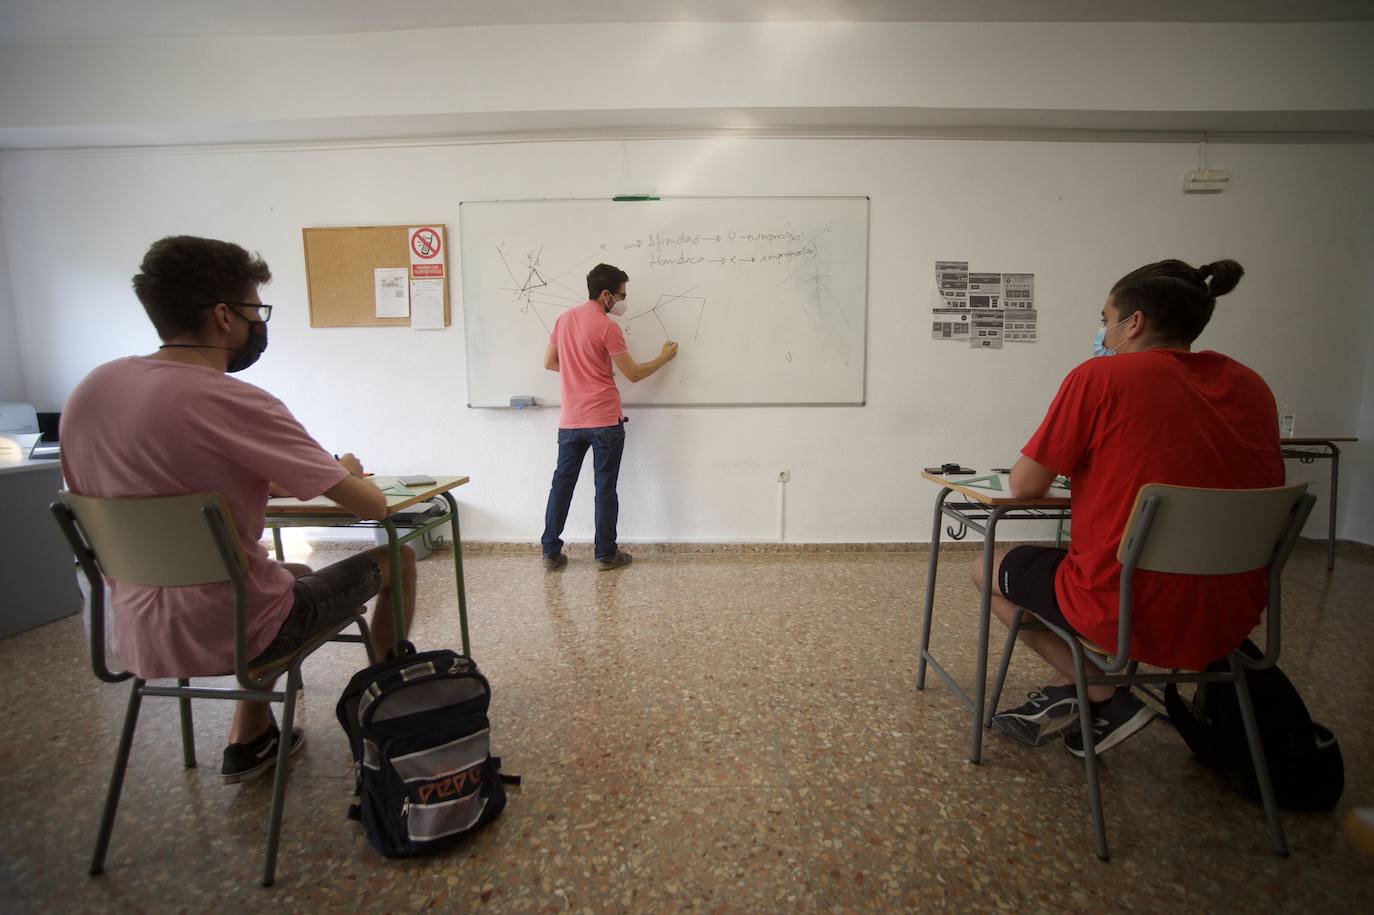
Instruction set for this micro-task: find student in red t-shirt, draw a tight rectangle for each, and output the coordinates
[975,258,1283,756]
[540,263,678,571]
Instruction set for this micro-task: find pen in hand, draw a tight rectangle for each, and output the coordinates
[334,452,373,477]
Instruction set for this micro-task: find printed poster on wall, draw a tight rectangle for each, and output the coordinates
[410,278,445,330]
[373,267,410,318]
[930,261,1036,348]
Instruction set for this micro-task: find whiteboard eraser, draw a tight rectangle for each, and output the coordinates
[510,396,536,409]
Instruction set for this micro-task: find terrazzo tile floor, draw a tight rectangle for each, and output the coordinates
[2,541,1372,913]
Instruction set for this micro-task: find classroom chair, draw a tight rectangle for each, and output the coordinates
[986,483,1314,860]
[51,491,375,887]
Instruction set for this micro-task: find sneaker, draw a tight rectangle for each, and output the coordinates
[542,552,568,571]
[1064,688,1156,757]
[221,722,305,784]
[595,551,633,571]
[991,684,1079,747]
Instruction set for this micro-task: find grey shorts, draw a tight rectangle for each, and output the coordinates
[249,552,382,669]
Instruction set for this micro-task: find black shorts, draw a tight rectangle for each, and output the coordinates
[249,553,383,669]
[996,546,1082,639]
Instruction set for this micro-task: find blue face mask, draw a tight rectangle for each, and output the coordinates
[1092,315,1131,357]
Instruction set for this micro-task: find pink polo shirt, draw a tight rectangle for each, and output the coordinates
[550,300,629,428]
[61,357,348,678]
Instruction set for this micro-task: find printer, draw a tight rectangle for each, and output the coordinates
[0,403,60,460]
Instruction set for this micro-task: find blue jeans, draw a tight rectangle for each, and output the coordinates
[541,423,626,561]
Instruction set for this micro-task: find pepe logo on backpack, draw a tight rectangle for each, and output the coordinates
[336,642,519,857]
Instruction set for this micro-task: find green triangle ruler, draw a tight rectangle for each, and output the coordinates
[956,474,1004,491]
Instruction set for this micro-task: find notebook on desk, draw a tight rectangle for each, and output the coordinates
[0,433,42,462]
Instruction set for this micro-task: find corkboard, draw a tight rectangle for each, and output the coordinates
[302,224,450,327]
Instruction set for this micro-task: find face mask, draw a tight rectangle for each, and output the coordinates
[608,295,628,317]
[1092,315,1131,357]
[226,318,268,373]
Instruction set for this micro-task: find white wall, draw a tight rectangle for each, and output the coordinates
[3,137,1370,544]
[3,21,1374,146]
[1342,212,1374,547]
[0,226,24,402]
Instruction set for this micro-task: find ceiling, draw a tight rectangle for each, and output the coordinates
[3,0,1373,44]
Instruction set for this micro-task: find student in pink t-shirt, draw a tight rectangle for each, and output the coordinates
[539,263,678,571]
[62,235,418,784]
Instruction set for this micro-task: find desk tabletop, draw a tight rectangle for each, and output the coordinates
[266,475,469,517]
[920,470,1072,506]
[1281,436,1358,445]
[0,458,63,477]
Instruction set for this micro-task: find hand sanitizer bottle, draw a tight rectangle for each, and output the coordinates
[1278,404,1296,438]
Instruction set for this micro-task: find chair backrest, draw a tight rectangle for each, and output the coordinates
[1105,483,1315,672]
[52,490,252,685]
[1117,483,1312,575]
[54,491,245,586]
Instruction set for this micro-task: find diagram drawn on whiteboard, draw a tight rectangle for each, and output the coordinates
[494,224,838,350]
[780,225,849,326]
[623,286,707,343]
[496,243,601,334]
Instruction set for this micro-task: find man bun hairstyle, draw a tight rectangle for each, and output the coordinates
[586,263,629,300]
[132,235,272,341]
[1194,259,1244,297]
[1110,258,1244,345]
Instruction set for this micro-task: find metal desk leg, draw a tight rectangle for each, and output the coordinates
[969,507,1007,764]
[916,487,951,690]
[442,491,470,655]
[382,517,406,645]
[1327,445,1341,571]
[271,527,284,561]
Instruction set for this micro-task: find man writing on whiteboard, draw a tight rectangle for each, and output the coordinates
[540,263,678,571]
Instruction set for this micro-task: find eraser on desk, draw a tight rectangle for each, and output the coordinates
[510,396,535,409]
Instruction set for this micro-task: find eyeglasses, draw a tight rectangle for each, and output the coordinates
[210,301,273,323]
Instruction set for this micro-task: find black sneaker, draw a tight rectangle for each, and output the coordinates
[1065,688,1156,757]
[991,684,1079,747]
[596,551,633,571]
[221,722,305,784]
[542,552,568,571]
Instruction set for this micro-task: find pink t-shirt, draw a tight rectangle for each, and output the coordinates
[61,357,348,678]
[550,300,629,428]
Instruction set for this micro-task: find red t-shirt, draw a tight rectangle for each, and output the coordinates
[1022,349,1283,670]
[550,300,629,428]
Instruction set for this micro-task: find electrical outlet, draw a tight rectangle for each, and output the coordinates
[776,470,790,483]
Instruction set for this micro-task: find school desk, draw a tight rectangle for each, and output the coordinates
[1280,437,1358,570]
[265,476,471,654]
[917,470,1072,764]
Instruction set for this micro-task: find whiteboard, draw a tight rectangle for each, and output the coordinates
[459,197,868,407]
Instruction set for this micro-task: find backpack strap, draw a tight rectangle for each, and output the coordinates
[1165,682,1224,766]
[347,766,363,820]
[492,756,522,786]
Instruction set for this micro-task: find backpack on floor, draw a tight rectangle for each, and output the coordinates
[336,643,518,857]
[1164,640,1342,812]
